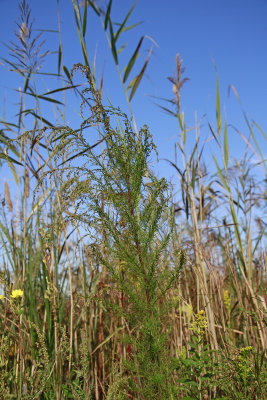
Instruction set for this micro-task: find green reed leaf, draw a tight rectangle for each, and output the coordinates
[87,0,101,16]
[57,43,62,75]
[114,0,137,43]
[117,43,127,55]
[216,74,222,136]
[82,0,88,37]
[212,155,230,193]
[208,122,220,146]
[109,18,118,65]
[129,46,152,101]
[123,36,144,83]
[224,120,229,168]
[104,0,112,30]
[0,152,23,166]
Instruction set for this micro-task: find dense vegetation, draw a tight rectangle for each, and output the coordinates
[0,1,266,399]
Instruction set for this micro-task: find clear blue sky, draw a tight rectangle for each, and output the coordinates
[1,0,267,184]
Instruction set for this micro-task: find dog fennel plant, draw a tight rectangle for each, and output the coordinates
[40,82,183,399]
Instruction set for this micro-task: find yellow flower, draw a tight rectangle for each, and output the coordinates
[0,294,4,300]
[10,289,23,299]
[238,346,253,372]
[190,309,208,335]
[239,346,253,359]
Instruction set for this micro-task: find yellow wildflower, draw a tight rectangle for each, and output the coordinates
[0,294,4,300]
[238,346,253,374]
[239,346,253,359]
[190,309,208,335]
[10,289,23,298]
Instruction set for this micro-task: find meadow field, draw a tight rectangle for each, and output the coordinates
[0,1,266,399]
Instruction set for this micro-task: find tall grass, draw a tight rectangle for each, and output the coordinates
[0,1,266,399]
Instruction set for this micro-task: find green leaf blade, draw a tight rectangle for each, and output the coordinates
[123,36,144,83]
[224,120,229,168]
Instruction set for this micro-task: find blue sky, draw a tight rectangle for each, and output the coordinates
[0,0,266,186]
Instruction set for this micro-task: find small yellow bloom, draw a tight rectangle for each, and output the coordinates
[190,309,208,335]
[0,294,4,300]
[238,346,253,372]
[10,289,23,299]
[239,346,253,358]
